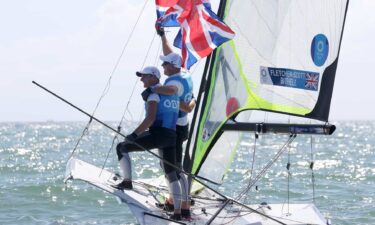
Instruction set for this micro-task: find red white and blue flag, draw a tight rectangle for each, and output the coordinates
[305,73,319,91]
[156,0,235,69]
[155,0,179,27]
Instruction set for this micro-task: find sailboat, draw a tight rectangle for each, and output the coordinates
[64,0,349,224]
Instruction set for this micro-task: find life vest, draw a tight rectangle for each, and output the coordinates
[164,73,193,123]
[147,83,179,130]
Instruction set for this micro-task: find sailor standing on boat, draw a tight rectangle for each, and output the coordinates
[114,66,183,220]
[152,27,195,219]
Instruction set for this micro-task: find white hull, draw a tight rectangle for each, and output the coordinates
[65,158,329,225]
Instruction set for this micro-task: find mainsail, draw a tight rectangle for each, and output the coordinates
[187,0,349,184]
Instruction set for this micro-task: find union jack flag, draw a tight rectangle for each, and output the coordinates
[305,73,319,90]
[155,0,179,27]
[156,0,235,69]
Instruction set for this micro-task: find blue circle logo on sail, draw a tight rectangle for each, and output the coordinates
[311,34,329,67]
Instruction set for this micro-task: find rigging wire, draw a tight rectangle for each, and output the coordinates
[235,132,258,202]
[100,126,121,176]
[230,133,297,224]
[249,133,258,185]
[310,135,316,203]
[117,30,159,128]
[286,143,291,215]
[154,36,163,66]
[68,120,91,159]
[236,133,297,201]
[100,31,159,172]
[68,0,150,159]
[226,132,259,224]
[286,117,292,214]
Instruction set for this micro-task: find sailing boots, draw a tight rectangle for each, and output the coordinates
[112,180,133,190]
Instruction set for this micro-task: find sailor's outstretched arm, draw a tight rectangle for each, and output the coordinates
[161,34,173,55]
[152,85,178,95]
[157,27,173,55]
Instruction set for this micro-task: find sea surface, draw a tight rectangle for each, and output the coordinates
[0,121,374,225]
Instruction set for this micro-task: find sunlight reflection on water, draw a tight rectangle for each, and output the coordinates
[0,121,374,224]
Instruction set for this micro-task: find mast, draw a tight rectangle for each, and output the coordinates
[183,0,228,174]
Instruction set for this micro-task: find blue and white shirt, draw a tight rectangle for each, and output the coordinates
[146,84,179,130]
[164,73,193,126]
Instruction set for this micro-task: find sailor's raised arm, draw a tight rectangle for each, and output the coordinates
[161,34,173,55]
[156,27,173,55]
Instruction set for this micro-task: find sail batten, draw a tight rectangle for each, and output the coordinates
[188,0,349,183]
[222,122,336,135]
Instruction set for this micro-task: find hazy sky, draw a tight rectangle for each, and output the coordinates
[1,0,374,122]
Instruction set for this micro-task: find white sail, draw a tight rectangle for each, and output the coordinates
[189,0,349,184]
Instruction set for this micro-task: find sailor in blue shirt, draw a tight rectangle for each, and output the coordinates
[153,27,196,219]
[114,66,183,220]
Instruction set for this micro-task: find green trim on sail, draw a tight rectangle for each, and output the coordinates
[192,41,312,174]
[191,0,348,182]
[229,39,311,115]
[191,43,249,174]
[222,0,231,20]
[223,0,312,116]
[190,0,235,176]
[192,49,224,174]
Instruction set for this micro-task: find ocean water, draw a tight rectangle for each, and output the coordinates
[0,121,374,225]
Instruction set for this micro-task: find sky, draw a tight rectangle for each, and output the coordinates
[0,0,374,122]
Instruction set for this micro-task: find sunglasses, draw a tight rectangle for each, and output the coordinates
[162,61,172,66]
